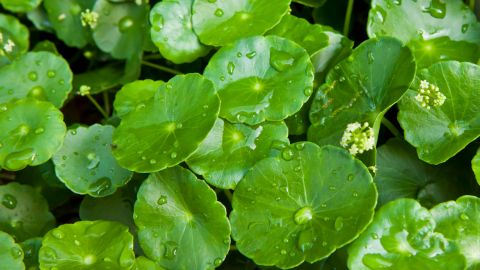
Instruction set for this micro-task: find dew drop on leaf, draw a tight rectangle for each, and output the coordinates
[214,8,224,17]
[157,195,167,205]
[163,241,178,260]
[47,70,56,78]
[1,193,17,209]
[10,247,22,259]
[86,152,100,170]
[281,148,294,161]
[28,71,38,81]
[89,177,112,196]
[246,51,256,59]
[294,206,313,225]
[334,217,344,231]
[3,148,36,171]
[118,16,134,33]
[270,48,295,72]
[227,62,235,75]
[52,229,65,239]
[214,258,223,267]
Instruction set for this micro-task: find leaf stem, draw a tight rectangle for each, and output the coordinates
[381,118,402,138]
[223,189,233,202]
[86,94,109,119]
[141,60,183,75]
[103,92,111,116]
[343,0,355,36]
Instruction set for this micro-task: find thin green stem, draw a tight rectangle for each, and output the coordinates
[86,94,109,119]
[343,0,355,36]
[381,118,402,138]
[223,189,233,202]
[143,54,163,60]
[103,92,111,116]
[141,60,183,75]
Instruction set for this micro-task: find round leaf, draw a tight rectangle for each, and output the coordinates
[150,0,211,64]
[112,74,220,173]
[0,13,29,68]
[204,35,314,125]
[0,182,55,241]
[308,37,415,149]
[348,199,466,270]
[398,61,480,165]
[134,166,231,269]
[230,142,377,268]
[0,0,41,12]
[0,98,66,171]
[368,0,480,67]
[431,196,480,270]
[113,79,163,118]
[473,147,480,185]
[192,0,291,46]
[20,237,42,269]
[0,51,73,108]
[44,0,96,48]
[187,118,289,189]
[53,124,133,197]
[93,0,149,59]
[0,231,24,270]
[39,220,135,269]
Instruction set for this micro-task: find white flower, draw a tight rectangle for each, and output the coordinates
[415,80,446,109]
[3,39,15,53]
[79,85,91,96]
[340,122,375,156]
[81,9,99,29]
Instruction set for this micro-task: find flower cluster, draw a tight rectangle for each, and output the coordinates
[81,9,99,29]
[415,80,446,109]
[340,122,375,156]
[79,85,91,96]
[0,33,15,54]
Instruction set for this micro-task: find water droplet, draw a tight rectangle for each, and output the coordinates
[321,241,327,247]
[339,76,346,82]
[280,249,287,255]
[162,241,178,260]
[89,177,112,196]
[214,258,223,266]
[460,213,469,221]
[461,24,469,33]
[3,148,36,171]
[219,76,225,81]
[152,14,164,31]
[321,203,327,208]
[223,237,230,245]
[227,62,235,75]
[347,174,354,181]
[236,52,242,58]
[157,195,167,205]
[423,0,446,19]
[246,51,256,59]
[294,206,313,225]
[334,217,344,231]
[297,230,314,252]
[47,70,56,78]
[352,192,359,198]
[304,87,313,96]
[74,240,81,246]
[329,185,336,191]
[118,16,134,32]
[34,127,45,134]
[87,152,100,170]
[170,152,177,159]
[281,148,294,161]
[28,71,38,81]
[10,247,22,259]
[42,247,57,260]
[52,229,65,239]
[149,159,157,164]
[1,194,17,209]
[270,49,295,72]
[372,233,379,239]
[28,86,46,100]
[214,8,224,17]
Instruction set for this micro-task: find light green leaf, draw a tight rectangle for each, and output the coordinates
[0,13,29,68]
[231,142,377,268]
[0,98,66,171]
[150,0,211,64]
[0,231,24,270]
[113,79,164,119]
[398,61,480,165]
[204,35,314,125]
[348,199,466,270]
[192,0,291,46]
[112,74,220,173]
[186,118,289,189]
[0,0,41,12]
[134,166,231,270]
[134,256,165,270]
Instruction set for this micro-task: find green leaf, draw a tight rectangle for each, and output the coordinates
[0,182,55,241]
[113,79,164,119]
[0,52,73,108]
[112,74,220,173]
[134,166,231,269]
[308,37,415,152]
[348,199,466,270]
[431,195,480,270]
[473,148,480,185]
[0,13,29,68]
[44,0,96,48]
[230,142,377,268]
[20,237,42,269]
[368,0,480,67]
[375,138,472,208]
[39,220,135,269]
[53,124,133,197]
[93,0,149,59]
[186,118,289,189]
[150,0,211,64]
[192,0,291,46]
[32,40,60,55]
[135,256,165,270]
[398,61,480,165]
[0,230,24,270]
[0,98,66,171]
[293,0,326,8]
[0,0,41,12]
[204,35,314,125]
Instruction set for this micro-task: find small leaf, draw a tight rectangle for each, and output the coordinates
[113,79,164,118]
[0,231,24,270]
[134,166,231,270]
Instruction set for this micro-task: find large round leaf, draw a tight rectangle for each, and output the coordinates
[192,0,291,46]
[0,13,29,68]
[348,199,466,270]
[113,79,163,119]
[230,142,377,268]
[375,138,471,208]
[0,231,24,270]
[473,148,480,185]
[368,0,480,67]
[308,37,415,151]
[0,52,73,108]
[93,0,149,59]
[0,98,66,171]
[398,61,480,165]
[0,182,55,241]
[53,124,133,197]
[39,220,135,269]
[112,74,220,173]
[186,119,289,189]
[44,0,96,48]
[0,0,40,12]
[150,0,211,64]
[204,35,314,125]
[134,166,231,269]
[431,196,480,270]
